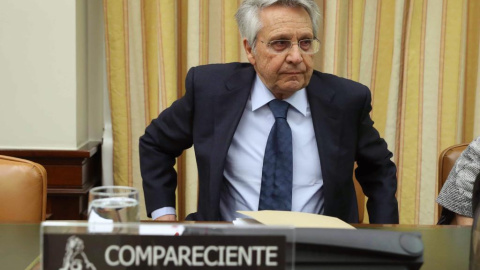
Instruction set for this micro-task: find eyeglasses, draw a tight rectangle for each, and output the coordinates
[260,38,320,54]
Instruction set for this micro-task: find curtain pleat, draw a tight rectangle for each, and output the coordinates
[104,0,480,224]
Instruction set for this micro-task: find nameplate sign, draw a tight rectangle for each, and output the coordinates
[42,233,286,269]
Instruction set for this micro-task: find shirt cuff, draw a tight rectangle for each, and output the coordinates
[151,207,176,220]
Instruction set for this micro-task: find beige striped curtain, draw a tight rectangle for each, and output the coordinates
[103,0,480,224]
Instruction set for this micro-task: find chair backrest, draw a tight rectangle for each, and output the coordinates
[0,155,47,222]
[437,143,469,216]
[353,177,365,223]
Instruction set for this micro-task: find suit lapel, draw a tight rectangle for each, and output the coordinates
[307,73,342,210]
[209,65,255,214]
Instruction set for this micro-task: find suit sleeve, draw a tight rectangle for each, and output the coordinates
[139,67,196,217]
[354,88,399,224]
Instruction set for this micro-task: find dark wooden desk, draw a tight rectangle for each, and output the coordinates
[0,141,102,220]
[0,223,471,270]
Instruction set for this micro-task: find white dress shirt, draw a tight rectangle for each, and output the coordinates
[220,76,324,221]
[152,76,324,220]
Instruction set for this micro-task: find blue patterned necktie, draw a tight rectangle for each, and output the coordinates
[258,99,293,211]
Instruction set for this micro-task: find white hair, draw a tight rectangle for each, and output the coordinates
[235,0,321,49]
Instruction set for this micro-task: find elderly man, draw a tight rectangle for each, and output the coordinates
[140,0,399,224]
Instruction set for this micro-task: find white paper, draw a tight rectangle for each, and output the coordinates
[238,210,355,229]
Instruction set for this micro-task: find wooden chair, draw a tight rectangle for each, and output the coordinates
[354,177,365,223]
[353,161,365,223]
[0,155,47,222]
[437,143,469,217]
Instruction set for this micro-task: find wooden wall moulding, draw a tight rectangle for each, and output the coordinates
[0,141,102,220]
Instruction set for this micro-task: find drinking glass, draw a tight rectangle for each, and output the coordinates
[88,186,140,223]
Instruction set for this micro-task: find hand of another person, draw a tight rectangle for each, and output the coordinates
[154,214,177,221]
[452,214,473,226]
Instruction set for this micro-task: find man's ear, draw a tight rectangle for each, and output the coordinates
[243,38,256,65]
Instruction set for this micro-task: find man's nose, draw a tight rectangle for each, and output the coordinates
[286,44,303,64]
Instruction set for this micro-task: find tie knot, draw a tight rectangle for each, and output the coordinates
[269,99,289,119]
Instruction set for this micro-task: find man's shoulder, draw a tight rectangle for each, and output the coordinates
[308,70,371,105]
[311,70,368,90]
[187,63,255,88]
[193,62,253,74]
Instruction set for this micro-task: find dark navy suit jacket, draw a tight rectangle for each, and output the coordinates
[139,62,399,224]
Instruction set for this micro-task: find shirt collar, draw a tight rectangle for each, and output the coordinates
[251,75,308,116]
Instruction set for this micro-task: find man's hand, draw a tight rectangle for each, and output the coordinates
[154,214,177,221]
